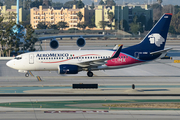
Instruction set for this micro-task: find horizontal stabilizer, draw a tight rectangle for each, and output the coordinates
[150,48,173,55]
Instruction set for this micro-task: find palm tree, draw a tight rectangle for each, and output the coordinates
[107,11,114,30]
[77,11,83,22]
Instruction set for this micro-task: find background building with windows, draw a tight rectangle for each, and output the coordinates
[95,4,153,30]
[0,5,29,22]
[30,5,95,29]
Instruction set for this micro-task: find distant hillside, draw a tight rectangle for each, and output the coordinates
[52,0,180,6]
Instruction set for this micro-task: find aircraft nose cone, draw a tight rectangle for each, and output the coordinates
[6,60,13,68]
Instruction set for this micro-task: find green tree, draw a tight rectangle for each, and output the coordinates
[169,26,176,34]
[49,24,57,29]
[129,16,140,34]
[0,1,3,6]
[88,15,96,28]
[57,21,68,31]
[4,0,16,9]
[174,5,180,15]
[64,0,78,8]
[0,15,20,57]
[106,0,116,6]
[151,3,163,21]
[130,23,139,34]
[99,0,105,5]
[90,2,95,10]
[98,21,108,31]
[51,2,63,9]
[77,0,84,9]
[120,19,129,32]
[107,11,114,30]
[37,22,47,29]
[24,24,37,51]
[24,0,32,10]
[77,11,83,22]
[146,18,153,31]
[77,22,87,31]
[170,12,180,34]
[30,0,43,8]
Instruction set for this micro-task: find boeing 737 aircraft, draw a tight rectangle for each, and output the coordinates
[6,13,172,77]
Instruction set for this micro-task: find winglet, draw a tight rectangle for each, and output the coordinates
[111,45,123,58]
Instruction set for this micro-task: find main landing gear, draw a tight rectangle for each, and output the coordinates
[25,73,29,77]
[87,71,93,77]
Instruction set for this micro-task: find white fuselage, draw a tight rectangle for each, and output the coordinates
[6,50,116,72]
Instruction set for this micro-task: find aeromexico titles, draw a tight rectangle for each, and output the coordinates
[6,13,173,77]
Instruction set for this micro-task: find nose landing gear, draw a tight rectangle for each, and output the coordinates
[25,73,29,77]
[87,71,93,77]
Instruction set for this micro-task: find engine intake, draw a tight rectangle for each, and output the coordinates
[50,39,59,49]
[58,64,79,74]
[76,37,86,47]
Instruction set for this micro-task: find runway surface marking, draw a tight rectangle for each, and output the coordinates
[0,85,180,93]
[0,99,180,110]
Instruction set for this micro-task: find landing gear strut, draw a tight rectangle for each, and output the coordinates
[25,73,29,77]
[87,71,93,77]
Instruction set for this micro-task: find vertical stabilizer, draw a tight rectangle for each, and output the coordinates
[124,13,172,53]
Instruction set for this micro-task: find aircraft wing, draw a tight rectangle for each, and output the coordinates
[78,45,123,67]
[38,34,105,40]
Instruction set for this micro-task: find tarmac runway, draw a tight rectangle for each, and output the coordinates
[1,41,180,119]
[1,110,180,120]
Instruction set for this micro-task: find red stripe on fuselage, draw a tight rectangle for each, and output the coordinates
[106,53,143,66]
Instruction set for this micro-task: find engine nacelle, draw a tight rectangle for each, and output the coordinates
[76,37,86,47]
[58,64,79,74]
[50,39,59,49]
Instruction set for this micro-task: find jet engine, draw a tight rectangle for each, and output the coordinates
[58,64,79,74]
[50,39,59,49]
[76,37,86,47]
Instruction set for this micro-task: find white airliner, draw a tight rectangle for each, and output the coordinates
[6,13,173,77]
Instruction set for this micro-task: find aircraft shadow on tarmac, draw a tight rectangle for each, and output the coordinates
[142,89,169,92]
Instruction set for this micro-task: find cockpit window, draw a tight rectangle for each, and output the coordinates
[15,56,22,60]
